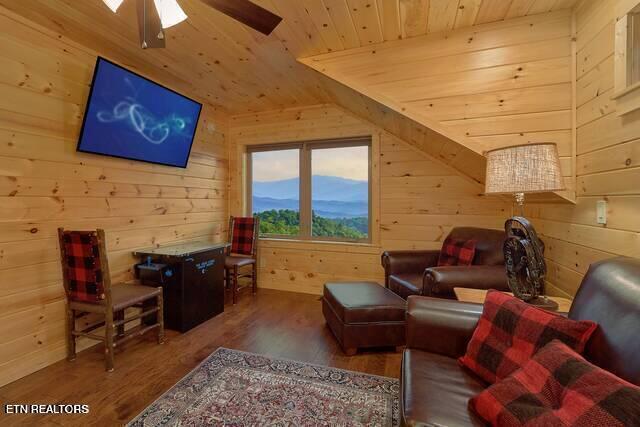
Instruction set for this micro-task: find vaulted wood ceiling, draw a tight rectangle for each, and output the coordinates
[0,0,579,199]
[0,0,578,114]
[302,9,576,202]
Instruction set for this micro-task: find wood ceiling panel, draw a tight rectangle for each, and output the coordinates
[0,0,333,113]
[427,0,461,33]
[263,0,328,57]
[527,0,560,15]
[0,0,579,114]
[454,0,483,29]
[376,0,402,41]
[345,0,385,45]
[475,0,514,24]
[322,0,362,49]
[181,0,318,106]
[506,0,538,19]
[399,0,429,37]
[301,0,345,52]
[300,9,576,202]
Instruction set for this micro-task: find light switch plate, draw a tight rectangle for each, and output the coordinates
[596,200,607,225]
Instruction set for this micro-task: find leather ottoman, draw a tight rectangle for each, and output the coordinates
[322,281,407,355]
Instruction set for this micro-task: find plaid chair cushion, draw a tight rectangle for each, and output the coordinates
[61,231,105,303]
[470,340,640,426]
[231,217,256,255]
[459,291,597,384]
[438,237,476,266]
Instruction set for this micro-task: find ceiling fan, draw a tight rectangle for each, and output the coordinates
[102,0,283,49]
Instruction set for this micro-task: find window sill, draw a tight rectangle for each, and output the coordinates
[613,84,640,116]
[259,237,377,248]
[612,80,640,100]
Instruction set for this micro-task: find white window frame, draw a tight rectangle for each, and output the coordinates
[246,137,372,243]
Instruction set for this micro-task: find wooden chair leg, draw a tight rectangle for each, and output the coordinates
[115,310,125,338]
[104,310,115,372]
[157,292,165,344]
[252,263,257,294]
[232,266,238,305]
[66,307,76,362]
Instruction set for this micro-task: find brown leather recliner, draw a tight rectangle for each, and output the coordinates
[381,227,509,300]
[400,257,640,426]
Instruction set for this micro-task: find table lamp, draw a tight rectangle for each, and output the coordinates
[484,143,565,309]
[485,143,564,213]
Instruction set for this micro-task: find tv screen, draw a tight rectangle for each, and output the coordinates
[77,57,202,168]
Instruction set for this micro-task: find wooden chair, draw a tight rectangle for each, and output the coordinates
[58,228,164,372]
[225,216,260,304]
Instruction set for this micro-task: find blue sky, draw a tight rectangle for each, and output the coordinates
[252,146,368,182]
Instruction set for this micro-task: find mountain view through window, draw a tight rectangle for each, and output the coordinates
[250,143,369,241]
[311,146,368,239]
[251,148,300,236]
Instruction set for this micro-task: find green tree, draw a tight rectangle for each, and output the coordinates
[255,209,367,239]
[256,209,300,235]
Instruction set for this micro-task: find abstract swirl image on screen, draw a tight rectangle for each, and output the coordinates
[77,57,202,168]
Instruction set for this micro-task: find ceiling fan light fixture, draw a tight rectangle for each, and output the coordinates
[102,0,125,13]
[153,0,188,29]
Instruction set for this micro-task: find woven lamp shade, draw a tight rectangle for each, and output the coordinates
[485,143,565,194]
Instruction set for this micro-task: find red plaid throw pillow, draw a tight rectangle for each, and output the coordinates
[470,340,640,426]
[61,231,105,303]
[231,217,256,255]
[460,291,597,384]
[438,237,476,266]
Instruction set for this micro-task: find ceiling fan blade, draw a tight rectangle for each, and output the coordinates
[136,0,166,48]
[200,0,283,36]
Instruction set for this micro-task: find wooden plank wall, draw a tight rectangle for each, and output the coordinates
[525,0,640,299]
[0,10,228,386]
[229,104,511,295]
[300,10,576,201]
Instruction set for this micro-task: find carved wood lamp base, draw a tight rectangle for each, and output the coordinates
[525,295,560,311]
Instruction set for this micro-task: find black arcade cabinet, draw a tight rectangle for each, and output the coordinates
[134,242,228,332]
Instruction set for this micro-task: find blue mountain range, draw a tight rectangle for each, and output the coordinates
[253,175,368,201]
[252,175,368,219]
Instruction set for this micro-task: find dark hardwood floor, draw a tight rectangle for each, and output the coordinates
[0,289,402,426]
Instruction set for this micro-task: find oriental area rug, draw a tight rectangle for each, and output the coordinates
[128,348,399,426]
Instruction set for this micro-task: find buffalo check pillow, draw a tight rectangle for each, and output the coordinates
[438,237,476,266]
[470,340,640,426]
[459,291,597,384]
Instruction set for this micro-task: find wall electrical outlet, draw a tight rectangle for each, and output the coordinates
[596,200,607,225]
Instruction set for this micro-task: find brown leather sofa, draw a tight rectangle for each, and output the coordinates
[400,256,640,426]
[381,227,509,299]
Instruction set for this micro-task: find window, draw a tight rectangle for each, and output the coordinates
[311,145,369,239]
[614,2,640,115]
[630,11,640,85]
[249,148,300,236]
[247,138,371,242]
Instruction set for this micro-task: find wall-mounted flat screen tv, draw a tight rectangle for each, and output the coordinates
[77,57,202,168]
